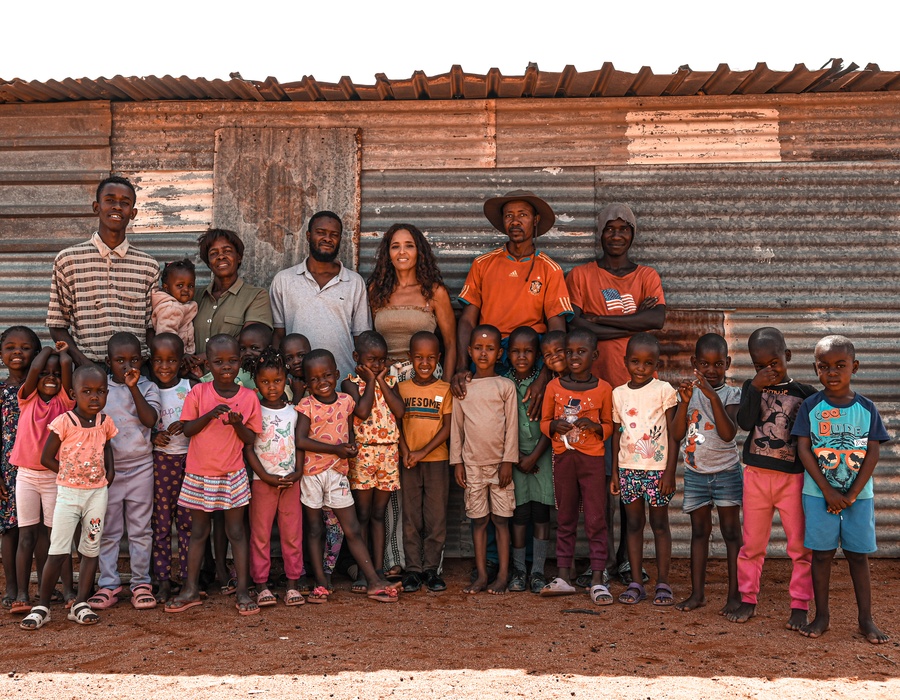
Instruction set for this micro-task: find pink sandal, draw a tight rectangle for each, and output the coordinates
[87,585,123,610]
[131,584,157,610]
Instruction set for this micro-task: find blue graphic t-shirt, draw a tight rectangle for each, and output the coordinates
[792,392,889,500]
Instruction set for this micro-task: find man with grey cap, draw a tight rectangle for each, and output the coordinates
[451,190,573,416]
[567,202,666,586]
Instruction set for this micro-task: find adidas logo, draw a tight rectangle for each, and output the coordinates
[509,270,518,277]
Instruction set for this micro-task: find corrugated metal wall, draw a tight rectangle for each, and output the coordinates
[1,93,898,558]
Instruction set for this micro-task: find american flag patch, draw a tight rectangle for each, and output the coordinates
[601,288,637,313]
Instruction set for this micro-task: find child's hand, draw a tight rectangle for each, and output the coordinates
[823,487,850,514]
[693,370,716,398]
[574,417,599,433]
[209,404,230,420]
[258,472,283,488]
[550,419,573,435]
[152,432,171,448]
[637,296,659,311]
[750,366,780,390]
[166,421,184,436]
[610,469,620,496]
[124,368,141,388]
[677,379,694,403]
[659,469,676,496]
[54,340,69,354]
[0,479,8,499]
[375,366,389,383]
[407,449,426,468]
[336,442,358,459]
[357,364,376,383]
[499,462,513,488]
[278,472,302,489]
[516,453,537,474]
[454,463,466,489]
[224,411,244,426]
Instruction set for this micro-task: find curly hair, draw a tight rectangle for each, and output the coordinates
[366,223,445,311]
[197,228,244,266]
[254,346,287,379]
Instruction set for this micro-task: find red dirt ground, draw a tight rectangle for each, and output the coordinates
[2,558,899,699]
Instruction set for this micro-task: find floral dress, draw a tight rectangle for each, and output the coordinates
[346,375,400,492]
[0,381,20,533]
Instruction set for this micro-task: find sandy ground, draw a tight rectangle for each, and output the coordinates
[2,558,899,699]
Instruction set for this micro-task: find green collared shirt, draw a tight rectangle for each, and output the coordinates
[193,276,273,355]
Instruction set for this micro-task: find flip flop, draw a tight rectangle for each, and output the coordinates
[235,600,260,616]
[19,606,50,630]
[164,598,203,614]
[67,602,99,626]
[367,587,399,603]
[590,584,614,606]
[256,588,277,607]
[539,577,577,597]
[307,586,329,604]
[653,583,676,607]
[87,585,123,610]
[618,582,647,605]
[131,584,157,610]
[220,577,238,596]
[284,589,305,606]
[10,599,32,615]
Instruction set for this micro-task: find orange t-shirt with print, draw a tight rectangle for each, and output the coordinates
[296,393,356,476]
[48,411,118,488]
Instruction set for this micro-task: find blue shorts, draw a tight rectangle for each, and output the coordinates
[619,469,673,508]
[802,494,876,554]
[682,464,743,514]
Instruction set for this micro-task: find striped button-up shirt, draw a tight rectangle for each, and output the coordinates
[46,233,160,361]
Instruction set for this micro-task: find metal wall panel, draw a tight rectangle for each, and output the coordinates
[0,102,111,237]
[111,101,495,172]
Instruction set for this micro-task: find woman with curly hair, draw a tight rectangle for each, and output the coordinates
[367,224,457,380]
[366,224,456,580]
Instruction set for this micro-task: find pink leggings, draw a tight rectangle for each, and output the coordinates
[249,480,304,585]
[737,467,812,609]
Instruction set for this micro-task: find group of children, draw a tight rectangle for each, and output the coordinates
[0,305,890,644]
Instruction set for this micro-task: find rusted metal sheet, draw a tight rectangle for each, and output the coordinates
[111,101,495,172]
[212,127,360,288]
[0,233,209,341]
[5,60,899,104]
[127,170,213,234]
[726,310,900,557]
[0,102,111,237]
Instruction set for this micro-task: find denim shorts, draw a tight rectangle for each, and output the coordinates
[803,494,876,554]
[681,464,743,513]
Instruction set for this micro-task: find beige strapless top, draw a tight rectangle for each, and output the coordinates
[373,305,437,361]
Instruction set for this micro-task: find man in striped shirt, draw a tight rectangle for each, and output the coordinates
[47,176,160,366]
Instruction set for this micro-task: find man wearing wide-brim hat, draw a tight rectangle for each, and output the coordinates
[451,189,573,417]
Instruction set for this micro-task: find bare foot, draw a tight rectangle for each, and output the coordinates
[675,593,706,612]
[725,602,756,623]
[860,618,890,644]
[155,580,172,604]
[786,608,808,631]
[487,575,508,595]
[719,596,742,616]
[799,615,829,638]
[464,576,487,594]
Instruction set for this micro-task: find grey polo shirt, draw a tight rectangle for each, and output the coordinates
[269,259,372,380]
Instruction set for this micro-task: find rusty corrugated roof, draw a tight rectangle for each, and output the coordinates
[2,60,899,104]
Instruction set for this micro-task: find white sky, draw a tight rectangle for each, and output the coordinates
[4,1,898,84]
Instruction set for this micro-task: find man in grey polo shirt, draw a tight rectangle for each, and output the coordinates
[270,211,371,380]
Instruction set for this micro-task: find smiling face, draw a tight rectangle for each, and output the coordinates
[207,341,241,387]
[92,183,137,236]
[599,217,634,258]
[150,338,183,387]
[1,330,38,378]
[206,236,242,281]
[692,347,730,387]
[409,336,440,383]
[256,365,287,405]
[281,336,311,379]
[541,339,567,375]
[749,344,790,385]
[307,216,342,263]
[815,347,858,399]
[501,200,538,246]
[388,228,418,274]
[566,336,597,379]
[107,340,143,383]
[37,354,63,400]
[304,356,339,402]
[162,267,196,304]
[624,344,660,388]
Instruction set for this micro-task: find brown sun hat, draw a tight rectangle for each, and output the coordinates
[483,189,556,237]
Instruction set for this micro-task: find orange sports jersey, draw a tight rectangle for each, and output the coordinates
[566,263,665,389]
[458,248,573,336]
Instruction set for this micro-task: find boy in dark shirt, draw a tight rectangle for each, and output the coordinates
[726,327,816,630]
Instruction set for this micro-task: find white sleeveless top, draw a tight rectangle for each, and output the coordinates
[253,404,297,478]
[155,379,192,455]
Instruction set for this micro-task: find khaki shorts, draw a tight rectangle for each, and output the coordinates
[301,469,355,510]
[464,464,515,519]
[48,485,108,557]
[15,468,58,527]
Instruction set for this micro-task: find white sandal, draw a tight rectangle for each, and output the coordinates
[20,605,50,630]
[68,601,100,625]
